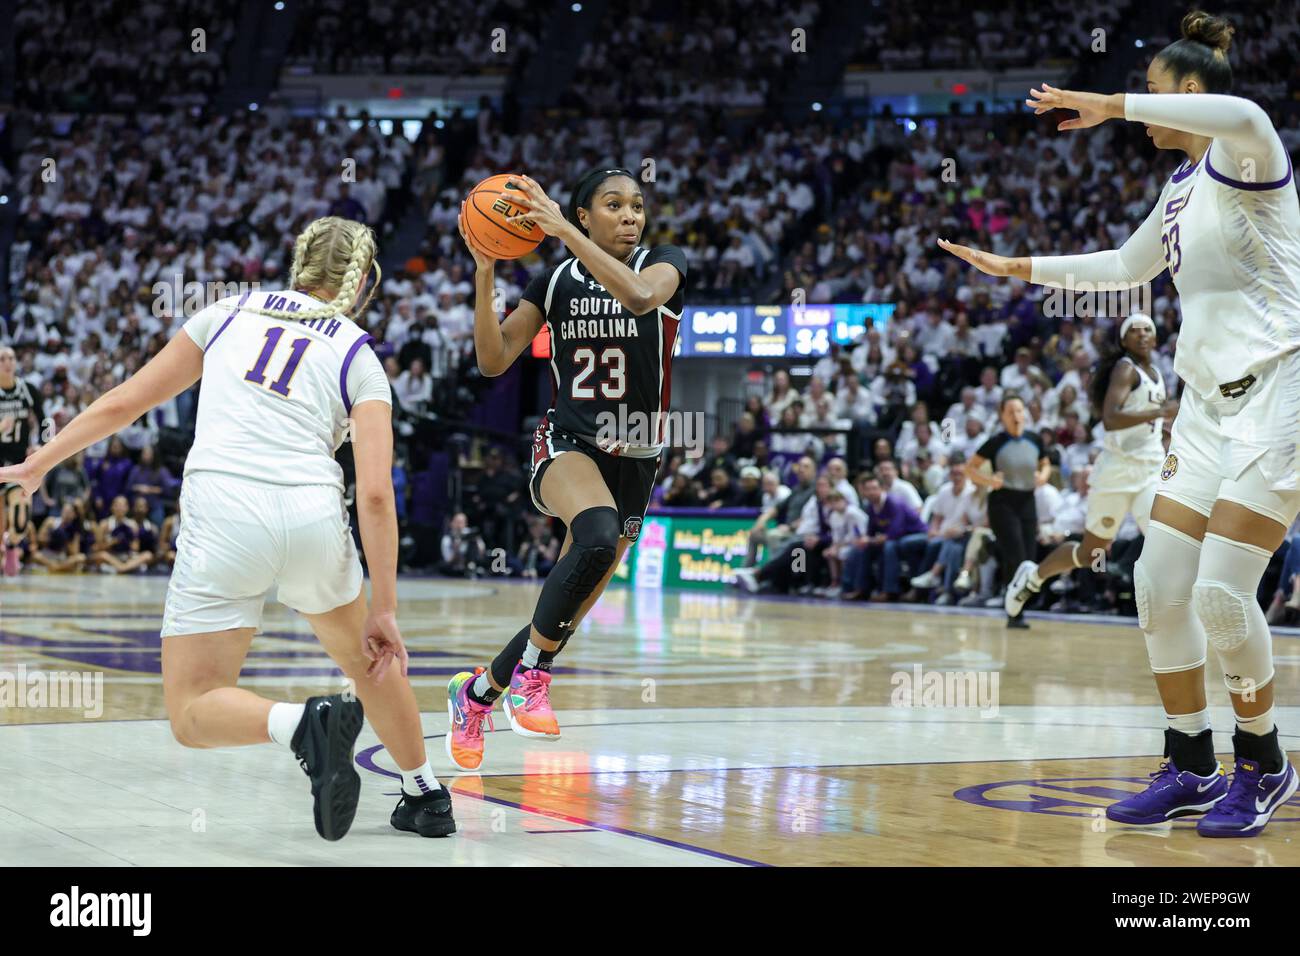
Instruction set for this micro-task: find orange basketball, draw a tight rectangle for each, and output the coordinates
[463,173,545,260]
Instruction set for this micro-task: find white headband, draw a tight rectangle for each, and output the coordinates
[1119,313,1155,340]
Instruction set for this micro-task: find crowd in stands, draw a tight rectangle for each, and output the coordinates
[6,2,1300,607]
[284,0,546,76]
[565,0,822,115]
[15,0,242,112]
[851,0,1138,71]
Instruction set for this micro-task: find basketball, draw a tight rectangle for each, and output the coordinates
[462,173,545,260]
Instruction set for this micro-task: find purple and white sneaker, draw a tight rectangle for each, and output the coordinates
[1196,759,1298,838]
[1106,760,1228,825]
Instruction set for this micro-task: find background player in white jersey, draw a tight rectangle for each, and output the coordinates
[0,217,456,841]
[1005,313,1175,614]
[938,11,1300,837]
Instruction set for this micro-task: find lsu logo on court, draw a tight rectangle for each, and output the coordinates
[622,517,643,541]
[1160,453,1178,481]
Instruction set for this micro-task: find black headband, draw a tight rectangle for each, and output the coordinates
[565,167,637,232]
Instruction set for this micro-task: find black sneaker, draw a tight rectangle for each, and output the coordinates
[1006,615,1030,630]
[291,693,365,841]
[391,785,457,837]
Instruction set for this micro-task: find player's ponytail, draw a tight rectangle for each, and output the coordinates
[565,166,638,237]
[1155,10,1234,94]
[224,216,381,322]
[1089,343,1123,416]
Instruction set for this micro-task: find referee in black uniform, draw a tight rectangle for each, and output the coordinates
[965,393,1052,629]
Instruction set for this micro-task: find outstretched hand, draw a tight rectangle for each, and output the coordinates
[1026,84,1123,131]
[937,238,1018,278]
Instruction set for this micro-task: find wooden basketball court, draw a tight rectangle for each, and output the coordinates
[2,573,1298,866]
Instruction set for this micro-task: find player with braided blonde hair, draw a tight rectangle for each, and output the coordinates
[0,216,456,841]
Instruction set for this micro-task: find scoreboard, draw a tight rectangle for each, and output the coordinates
[530,302,895,360]
[678,303,895,359]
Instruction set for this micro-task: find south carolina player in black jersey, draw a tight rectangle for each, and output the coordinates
[445,166,686,770]
[0,347,42,576]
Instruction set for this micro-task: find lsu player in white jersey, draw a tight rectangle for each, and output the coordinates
[1005,313,1175,613]
[0,217,456,841]
[939,11,1300,837]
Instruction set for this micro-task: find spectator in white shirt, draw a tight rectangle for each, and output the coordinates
[973,366,1003,417]
[942,387,988,438]
[394,357,434,410]
[833,373,875,427]
[874,458,923,512]
[1000,347,1050,395]
[909,461,983,603]
[953,415,990,461]
[765,369,800,422]
[898,420,949,472]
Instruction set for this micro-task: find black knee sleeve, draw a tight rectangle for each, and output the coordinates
[532,506,618,640]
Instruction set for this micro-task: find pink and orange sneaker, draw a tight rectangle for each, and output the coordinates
[446,669,495,771]
[503,664,560,739]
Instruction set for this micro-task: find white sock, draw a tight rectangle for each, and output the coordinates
[401,760,441,798]
[1236,707,1275,736]
[472,670,495,699]
[268,702,306,747]
[521,640,542,669]
[1166,708,1211,736]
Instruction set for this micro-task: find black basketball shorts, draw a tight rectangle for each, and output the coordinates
[528,414,660,542]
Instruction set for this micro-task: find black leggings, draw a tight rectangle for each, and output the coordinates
[987,489,1038,592]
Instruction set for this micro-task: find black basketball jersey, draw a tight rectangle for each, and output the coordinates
[520,244,687,455]
[0,378,40,459]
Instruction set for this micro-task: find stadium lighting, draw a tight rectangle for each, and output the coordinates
[811,101,823,111]
[1135,39,1144,48]
[0,195,7,205]
[249,103,259,111]
[274,1,284,9]
[434,119,446,129]
[571,2,582,10]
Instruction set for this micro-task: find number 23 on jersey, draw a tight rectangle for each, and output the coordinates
[571,346,627,399]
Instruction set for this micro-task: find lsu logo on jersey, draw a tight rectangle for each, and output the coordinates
[622,516,643,541]
[1160,453,1179,481]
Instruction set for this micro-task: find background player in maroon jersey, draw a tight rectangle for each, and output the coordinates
[445,167,687,770]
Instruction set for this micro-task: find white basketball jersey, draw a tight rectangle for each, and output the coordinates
[1157,144,1300,400]
[1102,357,1165,463]
[182,289,390,491]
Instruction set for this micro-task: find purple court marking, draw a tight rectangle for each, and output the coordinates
[353,718,1300,782]
[445,785,768,867]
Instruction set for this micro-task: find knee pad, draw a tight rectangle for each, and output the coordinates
[559,506,619,598]
[1135,522,1208,674]
[1193,533,1275,694]
[1191,581,1250,653]
[1133,558,1153,631]
[532,506,618,639]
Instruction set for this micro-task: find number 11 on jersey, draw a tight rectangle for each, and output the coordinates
[246,327,312,398]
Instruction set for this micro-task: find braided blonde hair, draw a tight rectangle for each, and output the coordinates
[229,216,382,321]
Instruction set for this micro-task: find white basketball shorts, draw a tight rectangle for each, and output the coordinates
[1085,453,1159,538]
[161,471,362,637]
[1157,351,1300,527]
